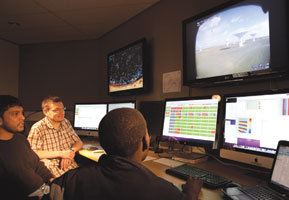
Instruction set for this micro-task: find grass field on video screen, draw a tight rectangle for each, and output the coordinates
[196,37,270,79]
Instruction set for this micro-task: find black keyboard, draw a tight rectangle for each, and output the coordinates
[165,164,232,189]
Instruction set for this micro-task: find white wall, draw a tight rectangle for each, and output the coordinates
[0,39,19,97]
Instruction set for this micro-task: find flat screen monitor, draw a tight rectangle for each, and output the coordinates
[221,90,289,169]
[73,103,107,136]
[107,38,148,96]
[161,96,219,149]
[183,0,289,87]
[107,101,136,112]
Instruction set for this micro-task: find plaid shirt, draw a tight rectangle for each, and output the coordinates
[28,117,81,177]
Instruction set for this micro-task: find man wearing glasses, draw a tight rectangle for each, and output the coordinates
[28,96,83,178]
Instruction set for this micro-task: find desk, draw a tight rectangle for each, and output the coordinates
[78,148,267,200]
[144,151,267,199]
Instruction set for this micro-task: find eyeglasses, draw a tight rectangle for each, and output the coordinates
[50,107,66,113]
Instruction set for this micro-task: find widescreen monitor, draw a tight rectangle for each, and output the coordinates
[107,101,136,112]
[162,97,219,149]
[221,90,289,169]
[73,103,107,136]
[107,38,148,96]
[183,0,289,87]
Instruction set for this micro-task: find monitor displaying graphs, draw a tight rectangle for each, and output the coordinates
[162,98,219,142]
[224,92,289,154]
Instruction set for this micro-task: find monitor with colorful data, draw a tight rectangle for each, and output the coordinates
[221,90,289,169]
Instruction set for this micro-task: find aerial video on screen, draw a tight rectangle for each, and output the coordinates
[195,4,270,79]
[108,42,143,93]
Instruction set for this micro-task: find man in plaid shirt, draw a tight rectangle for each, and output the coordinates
[28,96,83,177]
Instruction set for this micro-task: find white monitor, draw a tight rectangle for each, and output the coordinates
[107,101,136,112]
[162,96,219,149]
[73,103,107,136]
[220,90,289,169]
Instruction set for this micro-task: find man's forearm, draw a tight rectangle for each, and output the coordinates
[34,150,69,159]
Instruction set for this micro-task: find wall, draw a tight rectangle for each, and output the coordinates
[19,0,289,110]
[19,40,100,110]
[0,39,19,97]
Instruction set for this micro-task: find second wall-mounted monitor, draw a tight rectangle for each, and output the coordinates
[221,90,289,169]
[107,101,136,112]
[107,38,148,96]
[161,96,219,150]
[183,0,289,87]
[73,103,107,137]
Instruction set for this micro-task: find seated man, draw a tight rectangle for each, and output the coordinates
[28,96,83,177]
[51,108,203,200]
[0,95,54,199]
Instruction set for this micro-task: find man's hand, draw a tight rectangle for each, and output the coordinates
[60,158,72,170]
[182,176,203,200]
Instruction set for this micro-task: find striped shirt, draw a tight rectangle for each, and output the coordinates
[28,117,81,177]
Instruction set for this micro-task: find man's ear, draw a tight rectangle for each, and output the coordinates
[43,109,48,116]
[142,136,148,151]
[0,117,3,125]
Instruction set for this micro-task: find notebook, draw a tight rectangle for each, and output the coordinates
[222,140,289,200]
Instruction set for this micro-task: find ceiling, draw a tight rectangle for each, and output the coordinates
[0,0,159,45]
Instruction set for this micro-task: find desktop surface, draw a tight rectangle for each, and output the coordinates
[78,138,267,200]
[143,151,266,200]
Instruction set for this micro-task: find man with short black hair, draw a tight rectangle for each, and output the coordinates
[28,96,83,177]
[0,95,53,199]
[51,108,202,200]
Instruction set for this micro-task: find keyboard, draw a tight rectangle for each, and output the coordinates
[165,164,232,189]
[239,185,285,200]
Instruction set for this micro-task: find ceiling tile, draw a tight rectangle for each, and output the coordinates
[0,0,159,44]
[35,0,159,11]
[0,0,47,16]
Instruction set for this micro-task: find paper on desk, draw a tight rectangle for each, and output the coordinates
[153,158,184,167]
[143,156,157,162]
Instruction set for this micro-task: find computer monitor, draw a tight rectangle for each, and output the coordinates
[73,103,107,136]
[220,90,289,169]
[107,38,149,96]
[161,96,219,150]
[183,0,289,87]
[107,101,136,112]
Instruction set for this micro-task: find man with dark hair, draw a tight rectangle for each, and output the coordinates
[28,96,83,177]
[0,95,54,199]
[51,108,202,200]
